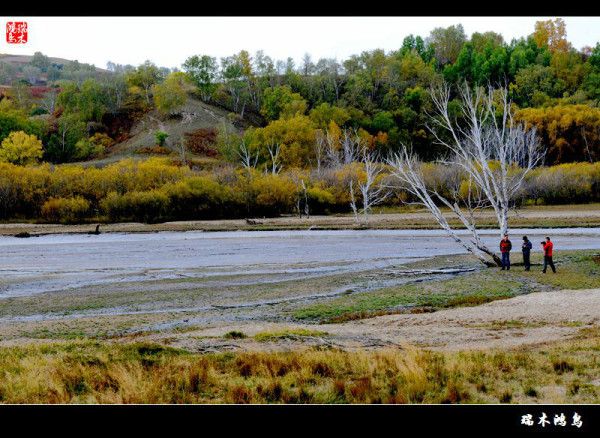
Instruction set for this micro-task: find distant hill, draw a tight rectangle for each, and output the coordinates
[0,53,108,72]
[0,53,109,86]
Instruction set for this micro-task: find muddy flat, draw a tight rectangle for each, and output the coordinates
[1,228,599,298]
[1,228,599,353]
[126,288,597,353]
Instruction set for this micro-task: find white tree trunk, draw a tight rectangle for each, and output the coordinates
[388,81,544,267]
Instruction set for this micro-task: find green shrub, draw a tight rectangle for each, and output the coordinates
[224,331,247,339]
[155,131,169,147]
[524,162,600,204]
[74,139,105,161]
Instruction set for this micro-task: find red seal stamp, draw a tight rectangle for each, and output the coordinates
[6,21,28,44]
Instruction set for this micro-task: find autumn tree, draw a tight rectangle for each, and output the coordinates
[510,64,559,106]
[0,100,45,142]
[470,32,504,52]
[533,18,570,53]
[30,51,51,72]
[23,65,41,85]
[152,72,191,115]
[220,54,251,117]
[245,114,316,168]
[516,104,600,164]
[309,103,350,129]
[45,114,87,163]
[100,72,129,113]
[9,81,33,111]
[57,79,108,122]
[0,61,17,84]
[550,51,590,95]
[0,131,43,165]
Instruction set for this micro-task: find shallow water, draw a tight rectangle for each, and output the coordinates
[1,228,599,298]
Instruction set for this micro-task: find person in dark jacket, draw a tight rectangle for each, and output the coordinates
[522,236,532,271]
[500,234,512,270]
[541,236,557,273]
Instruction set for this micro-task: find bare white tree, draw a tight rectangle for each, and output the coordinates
[314,130,326,176]
[349,179,359,222]
[23,65,41,84]
[301,179,310,218]
[388,82,544,266]
[581,127,594,163]
[357,149,389,223]
[347,149,390,224]
[340,129,363,165]
[177,141,187,165]
[237,140,258,174]
[323,127,364,169]
[388,148,499,265]
[266,141,282,175]
[428,82,544,237]
[40,88,59,114]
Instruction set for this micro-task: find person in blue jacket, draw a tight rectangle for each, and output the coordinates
[522,235,532,271]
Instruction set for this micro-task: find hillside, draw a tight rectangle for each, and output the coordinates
[0,53,108,72]
[97,96,245,162]
[2,18,600,171]
[116,98,244,153]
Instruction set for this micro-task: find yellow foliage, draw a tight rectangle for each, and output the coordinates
[525,162,600,204]
[533,18,569,53]
[515,105,600,164]
[101,189,170,223]
[0,131,43,165]
[41,197,90,223]
[249,114,317,168]
[152,72,190,114]
[248,174,297,214]
[307,186,336,205]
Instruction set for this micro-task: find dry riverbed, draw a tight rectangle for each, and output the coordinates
[1,247,599,354]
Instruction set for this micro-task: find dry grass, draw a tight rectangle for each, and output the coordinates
[293,251,600,323]
[253,329,329,342]
[1,327,599,404]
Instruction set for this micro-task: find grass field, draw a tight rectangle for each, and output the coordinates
[292,251,600,323]
[0,327,599,404]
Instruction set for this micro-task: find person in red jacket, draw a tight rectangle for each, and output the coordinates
[541,236,556,273]
[500,234,512,270]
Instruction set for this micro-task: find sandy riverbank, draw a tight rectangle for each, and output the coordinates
[2,204,600,235]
